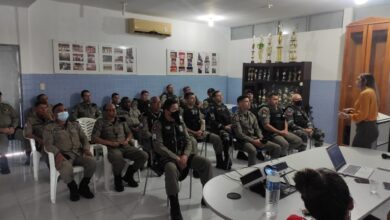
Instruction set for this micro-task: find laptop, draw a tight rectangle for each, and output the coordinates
[326,144,374,179]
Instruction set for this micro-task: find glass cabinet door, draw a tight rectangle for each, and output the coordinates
[366,23,390,114]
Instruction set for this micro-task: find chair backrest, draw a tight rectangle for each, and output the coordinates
[76,117,96,141]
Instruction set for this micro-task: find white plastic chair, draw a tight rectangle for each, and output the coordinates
[46,147,95,204]
[27,138,41,181]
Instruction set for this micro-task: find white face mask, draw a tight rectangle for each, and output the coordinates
[57,111,69,122]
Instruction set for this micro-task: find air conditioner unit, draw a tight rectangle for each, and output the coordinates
[127,18,172,37]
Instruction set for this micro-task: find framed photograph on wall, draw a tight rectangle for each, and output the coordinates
[99,45,137,74]
[53,40,99,73]
[167,49,218,75]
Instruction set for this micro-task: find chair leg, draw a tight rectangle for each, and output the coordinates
[51,172,59,204]
[200,142,205,156]
[189,170,192,199]
[137,170,141,183]
[32,151,41,182]
[143,167,150,196]
[205,143,208,158]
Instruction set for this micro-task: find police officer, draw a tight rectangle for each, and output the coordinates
[205,90,232,169]
[71,90,101,120]
[92,103,148,192]
[27,93,54,119]
[160,84,178,105]
[117,97,144,140]
[136,90,151,114]
[179,86,201,109]
[182,92,226,169]
[233,96,281,166]
[152,98,212,220]
[258,93,304,156]
[244,89,260,116]
[24,101,53,166]
[285,93,324,147]
[111,92,120,109]
[43,103,96,201]
[0,91,19,174]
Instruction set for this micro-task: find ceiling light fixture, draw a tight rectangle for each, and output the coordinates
[197,15,224,27]
[354,0,368,5]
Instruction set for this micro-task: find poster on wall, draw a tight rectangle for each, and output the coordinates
[100,45,136,74]
[167,49,218,75]
[53,41,99,73]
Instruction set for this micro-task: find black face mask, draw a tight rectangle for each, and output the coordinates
[170,111,181,124]
[294,100,303,107]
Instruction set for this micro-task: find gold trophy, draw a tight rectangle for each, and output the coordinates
[251,35,255,63]
[276,25,283,63]
[289,31,297,62]
[257,36,264,63]
[266,33,272,63]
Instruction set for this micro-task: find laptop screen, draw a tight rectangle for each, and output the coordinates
[326,145,346,171]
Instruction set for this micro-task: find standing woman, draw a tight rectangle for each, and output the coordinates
[339,73,379,148]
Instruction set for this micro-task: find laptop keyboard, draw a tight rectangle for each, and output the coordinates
[344,165,360,175]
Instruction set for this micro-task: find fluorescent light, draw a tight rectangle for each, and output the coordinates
[208,20,214,27]
[197,15,224,27]
[355,0,368,5]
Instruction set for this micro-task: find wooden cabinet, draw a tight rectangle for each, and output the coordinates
[242,62,311,108]
[338,17,390,145]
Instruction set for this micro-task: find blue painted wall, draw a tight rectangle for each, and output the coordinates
[22,74,339,143]
[226,77,340,144]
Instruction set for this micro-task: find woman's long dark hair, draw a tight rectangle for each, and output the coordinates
[360,73,380,109]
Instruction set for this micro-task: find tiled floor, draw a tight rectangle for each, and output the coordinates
[1,144,389,220]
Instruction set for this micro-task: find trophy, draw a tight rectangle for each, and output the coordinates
[276,24,283,63]
[257,36,264,63]
[266,33,272,63]
[251,35,255,63]
[289,31,298,62]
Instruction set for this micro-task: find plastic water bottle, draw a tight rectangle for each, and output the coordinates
[265,171,280,217]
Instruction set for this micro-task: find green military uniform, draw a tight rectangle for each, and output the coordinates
[43,121,96,184]
[91,117,148,176]
[285,105,324,147]
[24,114,52,151]
[71,102,101,120]
[27,104,54,119]
[258,104,304,156]
[233,109,281,166]
[152,116,212,197]
[0,103,18,154]
[160,92,178,105]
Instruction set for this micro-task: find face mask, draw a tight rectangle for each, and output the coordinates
[57,111,69,122]
[294,100,303,107]
[170,111,181,123]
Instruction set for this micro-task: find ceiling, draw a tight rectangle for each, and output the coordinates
[1,0,389,27]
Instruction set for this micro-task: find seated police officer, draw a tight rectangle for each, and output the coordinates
[111,92,120,109]
[71,90,101,120]
[92,103,148,192]
[285,93,325,147]
[43,103,96,201]
[24,101,53,166]
[202,88,215,111]
[258,93,304,156]
[205,90,232,169]
[136,90,151,115]
[182,92,226,169]
[152,98,212,220]
[243,89,260,116]
[233,96,281,166]
[117,97,144,140]
[160,84,178,105]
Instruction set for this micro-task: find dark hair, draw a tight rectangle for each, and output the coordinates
[0,91,2,96]
[184,92,195,100]
[34,101,48,108]
[81,90,90,97]
[111,92,119,98]
[162,98,178,110]
[102,103,115,111]
[140,90,149,95]
[266,92,278,98]
[237,95,249,103]
[52,103,64,113]
[166,84,173,89]
[212,90,221,97]
[36,94,46,101]
[120,97,130,108]
[243,89,253,95]
[150,96,160,103]
[293,168,352,220]
[360,74,376,89]
[182,86,190,92]
[207,88,215,94]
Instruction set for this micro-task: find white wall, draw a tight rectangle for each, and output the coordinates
[228,28,344,81]
[26,0,230,75]
[0,6,19,45]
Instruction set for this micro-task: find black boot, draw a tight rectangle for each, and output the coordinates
[215,154,225,170]
[256,151,265,161]
[236,151,248,161]
[0,156,10,174]
[78,177,94,199]
[169,194,183,220]
[123,166,138,187]
[224,151,232,170]
[67,180,80,201]
[114,175,124,192]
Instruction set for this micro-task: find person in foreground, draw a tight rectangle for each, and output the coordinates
[339,73,379,148]
[291,168,354,220]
